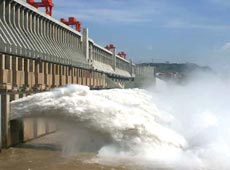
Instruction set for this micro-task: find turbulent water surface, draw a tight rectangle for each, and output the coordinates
[11,72,230,170]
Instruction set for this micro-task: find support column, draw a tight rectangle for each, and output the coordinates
[0,55,13,90]
[12,56,18,90]
[88,43,93,65]
[52,64,60,87]
[10,94,23,146]
[35,60,39,86]
[8,55,12,84]
[0,0,6,20]
[23,93,36,142]
[12,56,18,72]
[44,63,48,85]
[111,48,116,71]
[0,95,2,151]
[1,94,10,148]
[82,28,89,61]
[18,58,25,89]
[129,59,133,77]
[24,59,29,89]
[0,54,5,69]
[0,55,5,85]
[28,59,35,88]
[35,60,45,90]
[44,62,52,89]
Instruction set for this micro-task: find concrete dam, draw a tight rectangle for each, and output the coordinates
[0,0,135,150]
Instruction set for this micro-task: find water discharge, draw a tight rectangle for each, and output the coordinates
[11,72,230,170]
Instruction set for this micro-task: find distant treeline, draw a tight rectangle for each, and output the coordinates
[138,62,213,83]
[138,62,212,74]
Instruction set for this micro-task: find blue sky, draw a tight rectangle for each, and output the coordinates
[51,0,230,69]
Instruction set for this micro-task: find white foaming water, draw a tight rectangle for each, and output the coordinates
[11,72,230,170]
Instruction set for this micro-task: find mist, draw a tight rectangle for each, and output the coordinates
[10,70,230,170]
[150,71,230,169]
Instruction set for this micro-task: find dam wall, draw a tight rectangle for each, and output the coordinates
[0,0,136,150]
[0,0,135,79]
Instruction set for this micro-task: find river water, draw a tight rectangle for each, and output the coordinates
[9,72,230,170]
[0,147,131,170]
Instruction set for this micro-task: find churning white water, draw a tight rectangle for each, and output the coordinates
[11,72,230,170]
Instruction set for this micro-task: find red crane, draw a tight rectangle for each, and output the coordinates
[27,0,54,16]
[60,17,82,32]
[117,51,127,59]
[105,44,116,51]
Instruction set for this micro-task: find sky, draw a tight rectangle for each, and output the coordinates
[47,0,230,69]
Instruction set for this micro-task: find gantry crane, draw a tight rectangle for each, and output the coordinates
[27,0,54,16]
[105,44,116,51]
[60,17,82,32]
[117,52,127,59]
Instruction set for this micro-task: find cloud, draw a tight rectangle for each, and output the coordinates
[48,0,230,30]
[164,19,230,31]
[209,42,230,59]
[205,0,230,6]
[207,42,230,73]
[221,42,230,51]
[56,8,153,23]
[146,45,154,51]
[53,0,159,23]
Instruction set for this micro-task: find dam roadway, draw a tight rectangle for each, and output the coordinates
[0,0,135,150]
